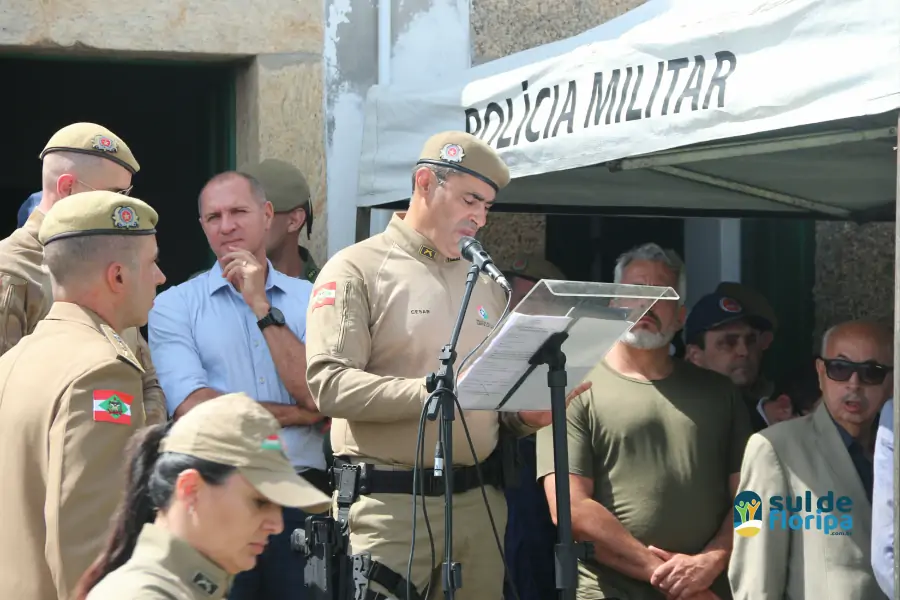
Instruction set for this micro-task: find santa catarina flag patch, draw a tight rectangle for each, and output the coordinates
[92,390,133,425]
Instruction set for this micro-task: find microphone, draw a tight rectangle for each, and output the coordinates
[458,236,512,294]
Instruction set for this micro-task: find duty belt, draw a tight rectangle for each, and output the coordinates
[331,453,504,499]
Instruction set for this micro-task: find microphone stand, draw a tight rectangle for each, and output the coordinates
[425,262,482,600]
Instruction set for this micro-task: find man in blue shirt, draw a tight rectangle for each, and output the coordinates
[17,192,41,228]
[148,170,327,599]
[872,398,894,598]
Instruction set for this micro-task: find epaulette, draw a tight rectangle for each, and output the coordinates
[100,324,144,373]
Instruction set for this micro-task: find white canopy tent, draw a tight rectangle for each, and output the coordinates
[355,0,899,230]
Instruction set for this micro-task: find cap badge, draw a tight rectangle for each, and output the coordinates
[92,135,118,153]
[111,206,139,229]
[418,245,436,260]
[719,297,742,313]
[511,257,528,272]
[439,143,465,164]
[261,433,283,452]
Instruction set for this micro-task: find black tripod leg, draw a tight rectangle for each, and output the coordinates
[548,366,577,600]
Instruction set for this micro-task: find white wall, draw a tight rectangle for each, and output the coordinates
[325,0,472,256]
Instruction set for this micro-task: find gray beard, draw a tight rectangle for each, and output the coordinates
[622,328,674,350]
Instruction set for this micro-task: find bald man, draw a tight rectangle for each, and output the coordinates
[730,321,892,600]
[0,123,168,424]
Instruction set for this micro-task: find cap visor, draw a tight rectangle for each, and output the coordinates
[240,467,331,514]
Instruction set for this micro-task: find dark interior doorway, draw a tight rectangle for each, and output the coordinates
[0,54,238,288]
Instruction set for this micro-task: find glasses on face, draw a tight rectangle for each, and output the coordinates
[76,179,133,196]
[819,357,893,385]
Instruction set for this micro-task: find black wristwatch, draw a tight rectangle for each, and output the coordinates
[257,306,286,331]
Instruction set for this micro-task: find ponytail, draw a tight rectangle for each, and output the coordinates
[72,422,170,599]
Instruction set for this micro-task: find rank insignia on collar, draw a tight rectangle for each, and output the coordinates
[191,572,219,596]
[418,245,436,260]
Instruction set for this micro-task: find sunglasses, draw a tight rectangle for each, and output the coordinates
[820,357,893,385]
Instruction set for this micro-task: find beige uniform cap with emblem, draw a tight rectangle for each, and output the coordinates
[417,131,511,192]
[160,392,332,513]
[507,253,567,282]
[242,158,311,213]
[39,190,158,245]
[40,122,140,174]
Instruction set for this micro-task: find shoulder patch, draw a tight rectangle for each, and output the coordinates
[100,324,144,372]
[311,281,337,311]
[92,390,134,425]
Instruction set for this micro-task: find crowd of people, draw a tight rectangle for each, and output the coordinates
[0,121,894,600]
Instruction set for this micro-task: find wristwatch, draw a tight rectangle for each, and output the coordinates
[257,307,286,331]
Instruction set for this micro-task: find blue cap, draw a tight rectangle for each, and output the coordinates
[684,292,773,345]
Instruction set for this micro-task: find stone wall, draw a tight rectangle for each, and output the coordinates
[470,0,649,267]
[814,221,895,338]
[1,0,328,266]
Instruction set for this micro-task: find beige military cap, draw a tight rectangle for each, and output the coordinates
[39,190,159,245]
[417,131,510,192]
[160,393,331,513]
[243,159,311,213]
[507,253,567,282]
[40,122,140,174]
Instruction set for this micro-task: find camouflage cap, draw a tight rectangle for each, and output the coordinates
[40,122,140,174]
[507,253,567,282]
[39,190,158,245]
[417,131,510,192]
[161,393,331,513]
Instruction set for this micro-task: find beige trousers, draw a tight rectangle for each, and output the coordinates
[337,486,508,600]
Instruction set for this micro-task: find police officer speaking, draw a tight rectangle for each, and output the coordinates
[305,131,577,600]
[0,191,165,600]
[0,122,168,424]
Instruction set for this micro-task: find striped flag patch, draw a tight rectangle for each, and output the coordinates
[311,282,336,310]
[261,434,283,451]
[92,390,133,425]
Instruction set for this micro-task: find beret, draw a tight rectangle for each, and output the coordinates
[417,131,510,192]
[39,190,158,245]
[40,122,140,174]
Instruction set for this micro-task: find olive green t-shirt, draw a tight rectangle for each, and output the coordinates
[536,359,752,600]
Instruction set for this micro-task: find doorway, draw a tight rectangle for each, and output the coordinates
[0,53,238,288]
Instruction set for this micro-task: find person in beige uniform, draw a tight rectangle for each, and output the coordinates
[305,131,567,600]
[0,191,166,600]
[73,393,331,600]
[0,122,168,424]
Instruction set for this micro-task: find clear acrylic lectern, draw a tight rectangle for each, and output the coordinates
[456,279,679,600]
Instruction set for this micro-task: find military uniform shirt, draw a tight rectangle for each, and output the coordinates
[0,302,145,600]
[305,213,532,468]
[86,524,229,600]
[0,208,167,424]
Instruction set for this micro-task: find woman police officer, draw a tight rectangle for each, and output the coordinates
[74,393,331,600]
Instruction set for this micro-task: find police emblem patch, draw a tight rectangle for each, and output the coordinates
[719,297,742,313]
[111,206,139,229]
[92,135,118,153]
[439,143,465,163]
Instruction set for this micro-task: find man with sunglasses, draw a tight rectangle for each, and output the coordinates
[0,122,168,424]
[684,290,775,431]
[730,320,892,600]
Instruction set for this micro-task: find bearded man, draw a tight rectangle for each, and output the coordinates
[536,243,752,600]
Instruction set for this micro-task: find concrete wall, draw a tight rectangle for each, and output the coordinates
[2,0,329,266]
[814,221,894,336]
